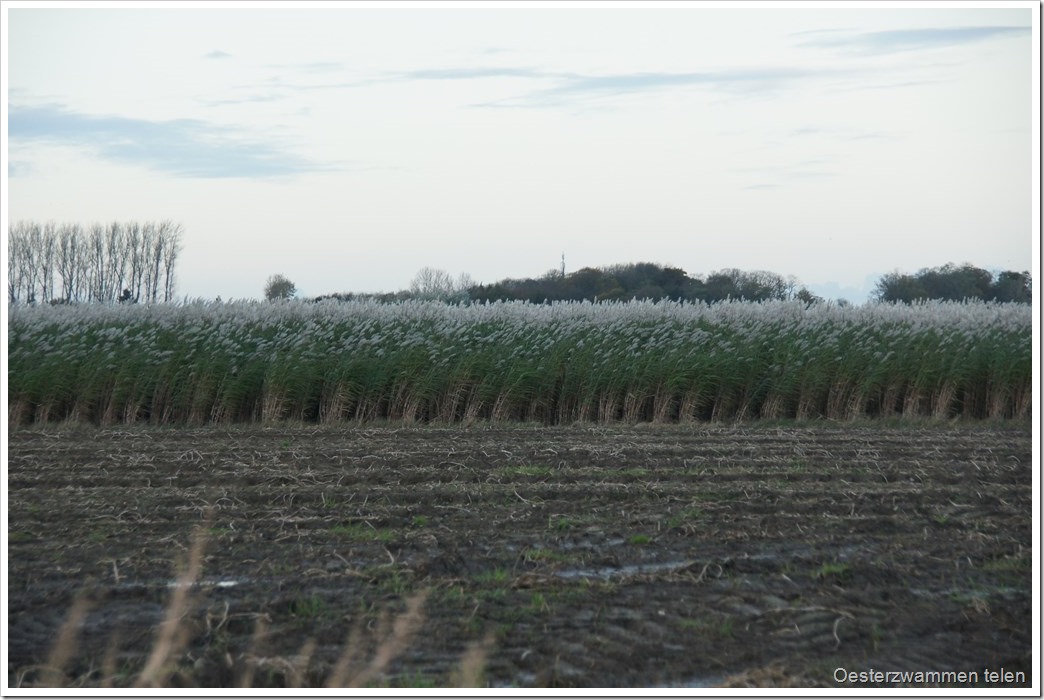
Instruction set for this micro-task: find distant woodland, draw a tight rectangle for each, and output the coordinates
[6,221,1031,306]
[314,261,1032,306]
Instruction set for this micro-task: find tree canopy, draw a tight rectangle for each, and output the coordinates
[310,260,1031,307]
[873,263,1031,304]
[466,262,822,305]
[264,274,297,301]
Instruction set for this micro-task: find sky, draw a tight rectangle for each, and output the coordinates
[3,1,1039,303]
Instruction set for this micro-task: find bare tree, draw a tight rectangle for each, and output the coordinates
[106,222,130,303]
[39,222,57,303]
[456,272,475,292]
[148,224,164,303]
[8,223,24,303]
[55,224,77,302]
[8,220,185,304]
[86,223,108,302]
[410,267,472,301]
[160,221,182,302]
[20,223,42,303]
[124,221,144,303]
[411,267,452,297]
[139,222,158,303]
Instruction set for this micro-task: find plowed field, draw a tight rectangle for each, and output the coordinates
[7,423,1033,688]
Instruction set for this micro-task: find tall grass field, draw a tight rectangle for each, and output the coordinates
[7,298,1032,425]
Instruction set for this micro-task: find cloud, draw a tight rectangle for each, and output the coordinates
[266,61,345,73]
[734,156,842,190]
[8,104,330,178]
[212,62,845,111]
[797,25,1030,55]
[297,61,343,73]
[8,161,33,178]
[545,67,821,96]
[400,67,547,81]
[393,65,840,108]
[788,126,890,142]
[214,53,915,112]
[212,66,550,105]
[201,92,287,107]
[204,50,232,59]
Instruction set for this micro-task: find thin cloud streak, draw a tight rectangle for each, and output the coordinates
[204,62,865,110]
[733,155,842,189]
[266,61,345,73]
[797,25,1030,55]
[201,93,288,107]
[395,65,851,108]
[398,67,547,81]
[8,104,331,178]
[787,126,891,141]
[546,67,825,95]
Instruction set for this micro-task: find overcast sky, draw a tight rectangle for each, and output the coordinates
[4,2,1038,303]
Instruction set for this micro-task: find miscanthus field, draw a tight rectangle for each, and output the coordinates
[7,298,1034,688]
[7,298,1032,426]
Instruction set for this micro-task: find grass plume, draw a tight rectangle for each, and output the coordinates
[9,298,1031,425]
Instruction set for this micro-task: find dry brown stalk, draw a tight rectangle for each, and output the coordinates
[99,630,123,689]
[449,631,496,688]
[323,613,373,688]
[290,638,317,687]
[133,525,208,688]
[36,594,93,687]
[344,589,430,688]
[234,615,269,688]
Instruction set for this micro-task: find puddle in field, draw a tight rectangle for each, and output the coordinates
[111,578,245,592]
[555,559,696,580]
[558,537,627,550]
[167,578,241,589]
[909,585,1023,601]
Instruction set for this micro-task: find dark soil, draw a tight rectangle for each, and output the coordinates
[7,422,1033,688]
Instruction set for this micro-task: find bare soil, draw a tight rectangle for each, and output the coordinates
[6,422,1033,688]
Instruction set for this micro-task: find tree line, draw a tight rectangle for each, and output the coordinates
[313,261,1031,306]
[872,263,1031,304]
[311,263,822,305]
[468,264,823,305]
[7,221,182,304]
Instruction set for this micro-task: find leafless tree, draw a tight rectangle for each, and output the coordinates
[160,221,182,303]
[106,222,130,303]
[8,224,24,303]
[410,267,472,302]
[39,223,57,303]
[148,224,165,303]
[7,220,185,304]
[85,223,108,302]
[124,221,144,303]
[20,223,42,303]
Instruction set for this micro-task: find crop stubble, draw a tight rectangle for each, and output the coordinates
[7,423,1032,688]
